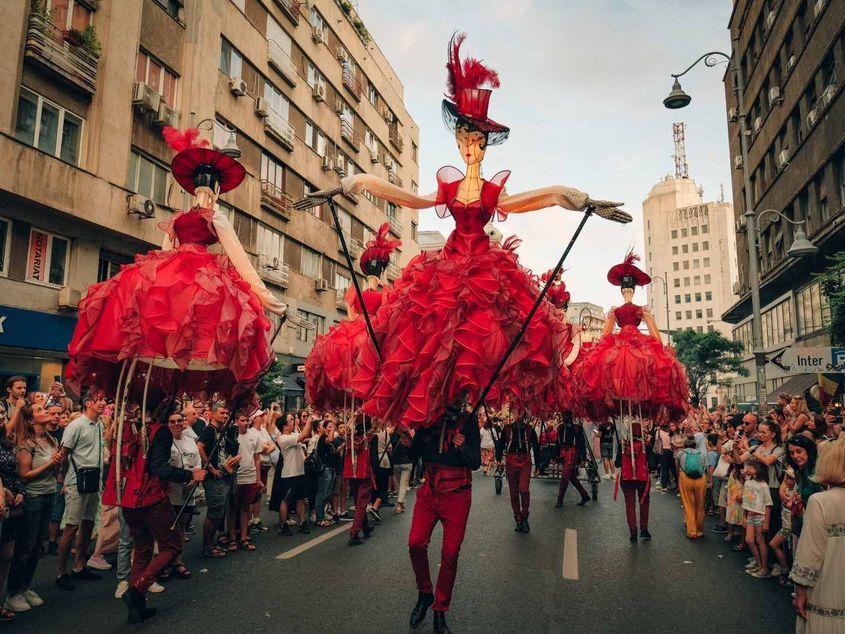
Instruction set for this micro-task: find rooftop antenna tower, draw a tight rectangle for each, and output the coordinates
[673,122,689,179]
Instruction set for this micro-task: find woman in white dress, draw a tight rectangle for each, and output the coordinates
[790,437,845,633]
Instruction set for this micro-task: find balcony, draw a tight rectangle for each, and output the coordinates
[340,118,360,151]
[337,232,363,259]
[387,262,402,281]
[265,111,296,151]
[387,170,403,188]
[342,63,362,101]
[335,292,347,311]
[387,215,403,237]
[24,12,100,96]
[259,260,290,288]
[388,124,403,153]
[260,180,293,220]
[268,40,297,86]
[274,0,300,24]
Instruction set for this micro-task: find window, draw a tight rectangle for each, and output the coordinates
[705,291,712,301]
[682,244,688,253]
[219,39,243,79]
[683,261,689,270]
[796,282,830,336]
[693,275,700,285]
[412,142,418,164]
[693,259,700,268]
[256,223,284,264]
[263,81,290,121]
[695,292,702,302]
[261,152,287,192]
[704,274,711,284]
[701,224,708,234]
[672,246,678,255]
[672,262,679,272]
[674,295,681,304]
[706,308,714,319]
[671,229,678,239]
[675,311,682,320]
[696,309,703,319]
[296,309,324,342]
[307,62,325,91]
[366,83,377,106]
[0,218,10,276]
[304,119,327,157]
[683,277,690,286]
[703,257,710,267]
[691,226,698,236]
[673,279,680,288]
[411,221,418,241]
[301,247,321,279]
[387,202,398,219]
[702,240,709,250]
[48,0,92,30]
[26,229,69,286]
[309,6,324,31]
[153,0,183,21]
[15,87,83,165]
[681,228,688,237]
[97,250,131,282]
[707,325,714,333]
[364,128,377,153]
[135,50,178,107]
[697,326,704,333]
[128,149,169,204]
[692,243,699,252]
[685,310,692,319]
[684,294,691,303]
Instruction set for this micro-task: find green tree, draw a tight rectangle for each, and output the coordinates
[672,329,749,407]
[257,360,287,405]
[813,252,845,346]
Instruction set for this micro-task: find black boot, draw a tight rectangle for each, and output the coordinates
[409,591,434,629]
[139,592,157,620]
[522,518,530,533]
[362,520,373,539]
[514,519,523,532]
[348,532,364,546]
[123,587,156,624]
[554,499,563,508]
[640,529,652,541]
[629,532,638,543]
[433,610,451,634]
[577,495,590,506]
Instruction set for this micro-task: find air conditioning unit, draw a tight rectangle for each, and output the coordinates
[312,82,325,102]
[260,255,280,271]
[333,162,346,177]
[229,76,247,97]
[735,217,746,233]
[786,55,796,72]
[255,97,270,118]
[58,286,82,310]
[732,281,742,295]
[734,155,744,169]
[132,82,161,113]
[321,155,333,171]
[336,47,348,63]
[727,107,738,122]
[768,86,782,105]
[752,117,762,133]
[765,9,776,31]
[311,26,325,44]
[369,150,379,164]
[127,194,157,219]
[382,106,393,122]
[814,0,825,19]
[807,107,818,127]
[153,102,179,128]
[315,278,329,292]
[334,99,344,115]
[777,148,790,168]
[822,84,836,106]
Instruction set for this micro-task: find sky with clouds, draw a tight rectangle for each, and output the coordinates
[358,0,735,310]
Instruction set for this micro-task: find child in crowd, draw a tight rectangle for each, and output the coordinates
[704,433,719,516]
[741,459,772,579]
[724,463,745,547]
[768,466,796,586]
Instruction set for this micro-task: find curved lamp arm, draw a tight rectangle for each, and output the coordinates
[757,209,806,228]
[671,51,731,78]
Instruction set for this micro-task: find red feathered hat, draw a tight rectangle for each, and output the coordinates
[441,32,509,145]
[607,250,651,288]
[360,223,401,277]
[163,127,246,195]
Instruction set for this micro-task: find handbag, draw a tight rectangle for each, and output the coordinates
[70,428,102,495]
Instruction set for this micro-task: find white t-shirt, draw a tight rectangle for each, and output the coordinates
[278,433,305,478]
[236,427,261,485]
[480,427,495,450]
[742,479,773,515]
[713,439,734,479]
[257,427,279,465]
[169,434,200,504]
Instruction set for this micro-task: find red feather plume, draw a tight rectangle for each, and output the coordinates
[623,249,640,267]
[360,223,402,271]
[501,235,522,253]
[446,32,500,101]
[162,127,209,153]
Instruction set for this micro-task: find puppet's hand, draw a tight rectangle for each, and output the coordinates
[586,197,632,224]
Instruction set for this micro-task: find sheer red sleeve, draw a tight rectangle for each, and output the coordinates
[484,170,512,221]
[434,166,464,219]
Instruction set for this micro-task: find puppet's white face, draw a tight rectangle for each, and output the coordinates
[456,126,486,166]
[195,185,218,209]
[621,287,635,303]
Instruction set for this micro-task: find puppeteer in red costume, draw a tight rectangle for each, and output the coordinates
[343,413,376,546]
[615,420,652,543]
[495,418,540,533]
[305,223,400,410]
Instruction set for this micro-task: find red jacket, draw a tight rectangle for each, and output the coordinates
[102,423,170,509]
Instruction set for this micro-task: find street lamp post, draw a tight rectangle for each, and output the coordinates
[664,48,819,415]
[651,272,672,344]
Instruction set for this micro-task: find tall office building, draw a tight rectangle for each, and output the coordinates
[722,0,843,404]
[0,0,420,393]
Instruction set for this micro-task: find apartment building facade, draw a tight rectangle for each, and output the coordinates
[722,0,843,404]
[0,0,420,390]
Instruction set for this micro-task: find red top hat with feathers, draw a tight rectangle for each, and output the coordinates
[441,32,509,145]
[360,223,402,277]
[163,127,246,195]
[542,269,570,309]
[607,250,651,288]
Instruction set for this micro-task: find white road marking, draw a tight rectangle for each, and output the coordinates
[276,524,349,560]
[562,528,579,581]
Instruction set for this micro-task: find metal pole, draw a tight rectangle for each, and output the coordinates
[326,196,382,362]
[732,38,767,415]
[664,270,671,344]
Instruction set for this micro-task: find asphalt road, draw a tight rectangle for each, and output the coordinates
[15,473,795,633]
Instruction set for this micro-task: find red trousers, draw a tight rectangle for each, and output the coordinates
[122,498,182,593]
[408,468,472,613]
[348,477,372,537]
[557,449,588,503]
[621,480,650,533]
[505,453,532,521]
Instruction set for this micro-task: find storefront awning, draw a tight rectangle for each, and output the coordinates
[766,373,819,403]
[280,374,304,393]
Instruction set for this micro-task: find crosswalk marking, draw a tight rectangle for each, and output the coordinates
[562,528,579,581]
[276,524,349,560]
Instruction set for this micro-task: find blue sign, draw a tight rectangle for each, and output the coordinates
[0,305,77,353]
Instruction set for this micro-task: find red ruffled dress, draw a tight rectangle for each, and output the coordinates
[305,287,384,410]
[571,303,688,420]
[351,167,574,428]
[66,207,274,398]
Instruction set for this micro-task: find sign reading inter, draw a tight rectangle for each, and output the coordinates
[769,347,845,374]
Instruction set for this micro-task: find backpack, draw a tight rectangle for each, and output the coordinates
[681,449,704,479]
